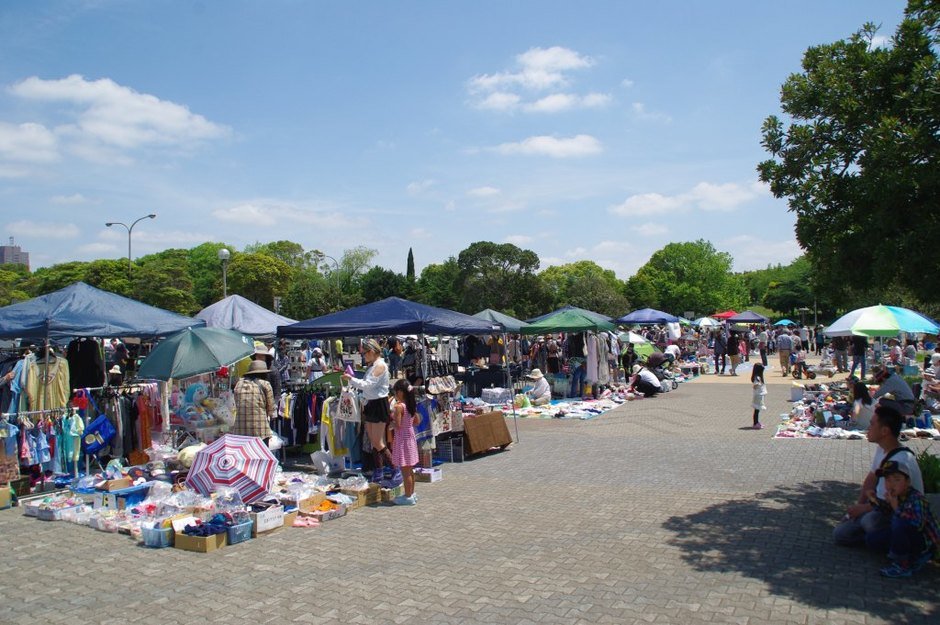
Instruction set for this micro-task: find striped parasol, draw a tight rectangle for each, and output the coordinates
[185,434,278,503]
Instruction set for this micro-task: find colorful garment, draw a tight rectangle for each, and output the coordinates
[895,489,940,556]
[232,377,275,438]
[392,404,418,468]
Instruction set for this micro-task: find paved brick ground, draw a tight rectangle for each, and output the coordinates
[1,377,937,625]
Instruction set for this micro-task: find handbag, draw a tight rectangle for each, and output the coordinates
[337,389,361,423]
[81,395,116,454]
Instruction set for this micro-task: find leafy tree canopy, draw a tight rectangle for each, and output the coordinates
[758,0,940,302]
[539,261,628,318]
[456,241,548,318]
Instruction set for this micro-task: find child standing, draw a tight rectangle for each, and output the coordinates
[751,363,766,429]
[390,379,420,506]
[877,460,939,577]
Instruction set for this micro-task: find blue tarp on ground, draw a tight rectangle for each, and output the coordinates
[196,294,296,338]
[618,308,679,324]
[0,281,204,340]
[277,297,501,339]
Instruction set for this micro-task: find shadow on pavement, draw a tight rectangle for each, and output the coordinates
[663,480,939,621]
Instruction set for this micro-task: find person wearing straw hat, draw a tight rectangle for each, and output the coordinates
[343,338,395,484]
[107,365,123,386]
[233,360,276,440]
[525,368,552,406]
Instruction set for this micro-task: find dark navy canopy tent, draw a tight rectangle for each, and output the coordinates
[0,281,204,340]
[727,310,770,323]
[618,307,679,325]
[196,294,296,338]
[277,297,501,339]
[526,305,613,324]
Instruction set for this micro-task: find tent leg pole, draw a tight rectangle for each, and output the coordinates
[504,332,520,444]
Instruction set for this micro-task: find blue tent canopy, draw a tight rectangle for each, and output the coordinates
[0,282,205,340]
[277,297,501,339]
[774,319,797,326]
[618,308,679,325]
[196,294,296,338]
[527,305,612,324]
[728,310,770,323]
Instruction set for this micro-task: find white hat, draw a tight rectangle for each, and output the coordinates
[631,364,641,375]
[109,365,122,375]
[526,368,544,379]
[931,353,940,365]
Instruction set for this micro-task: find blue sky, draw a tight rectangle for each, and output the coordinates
[0,0,906,278]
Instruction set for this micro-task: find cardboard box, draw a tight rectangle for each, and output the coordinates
[380,485,404,502]
[281,492,326,512]
[461,411,512,455]
[283,510,299,528]
[250,504,284,536]
[174,531,227,553]
[302,504,347,522]
[330,491,362,510]
[0,486,11,510]
[341,483,380,506]
[414,467,442,483]
[97,478,133,492]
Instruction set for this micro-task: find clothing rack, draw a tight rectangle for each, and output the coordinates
[1,407,66,419]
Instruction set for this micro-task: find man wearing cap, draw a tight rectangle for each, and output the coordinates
[873,459,938,577]
[233,360,276,440]
[871,364,916,415]
[525,369,552,406]
[833,404,924,551]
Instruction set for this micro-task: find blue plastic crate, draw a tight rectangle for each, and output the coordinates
[141,526,173,548]
[226,520,254,545]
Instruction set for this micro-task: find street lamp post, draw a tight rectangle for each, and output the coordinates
[218,248,231,298]
[105,213,157,275]
[312,249,340,272]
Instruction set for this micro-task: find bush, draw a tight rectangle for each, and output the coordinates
[916,446,940,494]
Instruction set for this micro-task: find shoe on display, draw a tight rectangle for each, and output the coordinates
[879,562,914,578]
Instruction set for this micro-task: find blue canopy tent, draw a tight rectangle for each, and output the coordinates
[774,319,797,326]
[473,309,526,333]
[277,297,500,339]
[196,294,296,338]
[527,305,613,324]
[727,310,770,324]
[0,281,204,340]
[618,308,679,325]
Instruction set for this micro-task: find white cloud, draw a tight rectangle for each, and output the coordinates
[410,227,431,239]
[494,134,601,158]
[724,235,803,271]
[212,200,365,230]
[504,234,533,245]
[524,92,611,113]
[621,78,634,88]
[631,102,672,123]
[469,46,594,93]
[467,186,500,197]
[406,179,435,195]
[870,34,890,49]
[475,92,521,111]
[634,223,669,236]
[0,122,59,163]
[8,75,231,160]
[610,181,762,217]
[8,220,79,239]
[51,193,91,204]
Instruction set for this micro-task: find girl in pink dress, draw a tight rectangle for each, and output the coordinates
[391,379,420,505]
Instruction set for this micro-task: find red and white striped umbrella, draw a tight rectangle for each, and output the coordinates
[185,434,278,504]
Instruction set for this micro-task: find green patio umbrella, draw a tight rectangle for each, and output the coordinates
[521,309,616,335]
[138,327,255,381]
[618,331,656,358]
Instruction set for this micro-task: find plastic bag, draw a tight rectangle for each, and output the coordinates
[214,486,250,524]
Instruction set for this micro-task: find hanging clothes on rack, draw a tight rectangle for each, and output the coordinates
[66,338,104,390]
[27,352,71,412]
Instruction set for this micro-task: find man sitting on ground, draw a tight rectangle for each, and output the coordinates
[833,404,924,551]
[871,364,917,415]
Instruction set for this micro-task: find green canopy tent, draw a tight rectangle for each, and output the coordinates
[473,309,526,333]
[521,309,616,335]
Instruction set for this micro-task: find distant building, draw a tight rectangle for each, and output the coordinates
[0,237,29,269]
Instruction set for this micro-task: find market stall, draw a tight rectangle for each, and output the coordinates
[195,294,296,339]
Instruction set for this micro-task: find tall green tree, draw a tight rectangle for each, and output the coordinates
[625,240,747,316]
[358,266,409,303]
[0,264,30,306]
[455,241,548,318]
[135,249,200,314]
[244,240,312,272]
[414,258,461,310]
[758,0,940,302]
[539,261,628,317]
[25,261,90,295]
[187,242,235,307]
[406,248,415,283]
[226,252,293,309]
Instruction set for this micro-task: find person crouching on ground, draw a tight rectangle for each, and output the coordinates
[833,404,924,551]
[629,364,662,397]
[342,338,395,485]
[525,368,552,406]
[875,460,939,578]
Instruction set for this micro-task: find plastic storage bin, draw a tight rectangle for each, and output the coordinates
[226,520,254,545]
[141,526,174,548]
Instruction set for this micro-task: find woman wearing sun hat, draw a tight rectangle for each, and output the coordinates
[525,368,552,406]
[343,338,394,483]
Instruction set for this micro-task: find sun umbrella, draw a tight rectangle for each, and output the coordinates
[692,317,719,328]
[712,310,738,320]
[137,327,255,381]
[823,305,940,337]
[774,319,796,326]
[185,434,278,503]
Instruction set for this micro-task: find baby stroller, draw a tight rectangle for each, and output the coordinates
[790,353,816,380]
